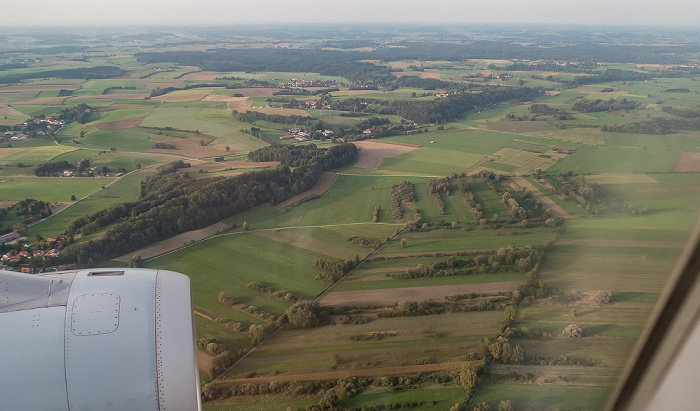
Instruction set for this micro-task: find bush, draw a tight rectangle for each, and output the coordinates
[279,301,329,329]
[562,324,583,338]
[595,291,612,305]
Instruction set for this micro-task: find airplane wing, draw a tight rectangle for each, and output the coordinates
[0,268,201,411]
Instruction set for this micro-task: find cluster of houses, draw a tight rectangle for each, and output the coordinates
[0,235,67,273]
[279,78,343,89]
[3,116,66,140]
[279,128,334,142]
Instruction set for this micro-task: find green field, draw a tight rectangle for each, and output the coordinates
[1,146,78,165]
[0,176,113,202]
[472,381,614,411]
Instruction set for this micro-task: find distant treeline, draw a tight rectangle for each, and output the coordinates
[60,145,357,264]
[393,75,456,90]
[601,117,700,135]
[662,106,700,118]
[0,66,124,85]
[498,62,598,73]
[134,42,694,88]
[566,69,653,87]
[327,86,541,124]
[565,67,700,88]
[389,86,543,123]
[572,98,640,113]
[235,110,311,125]
[247,143,356,168]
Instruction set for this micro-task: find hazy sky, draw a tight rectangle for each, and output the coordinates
[2,0,700,27]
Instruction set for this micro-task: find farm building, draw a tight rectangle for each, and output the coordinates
[0,231,20,244]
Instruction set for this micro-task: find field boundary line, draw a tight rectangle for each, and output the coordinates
[337,173,441,178]
[208,224,408,383]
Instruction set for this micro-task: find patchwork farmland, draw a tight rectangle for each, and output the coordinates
[0,26,699,411]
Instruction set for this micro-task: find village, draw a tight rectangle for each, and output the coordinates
[0,233,71,273]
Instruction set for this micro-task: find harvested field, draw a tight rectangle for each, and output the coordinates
[0,200,18,209]
[95,116,146,131]
[353,140,422,169]
[228,98,251,112]
[251,229,362,260]
[179,72,220,81]
[239,88,284,97]
[187,160,280,173]
[158,93,208,103]
[673,152,700,172]
[147,136,229,158]
[277,171,337,208]
[12,97,67,105]
[509,176,572,218]
[198,351,214,373]
[585,174,658,185]
[248,107,310,117]
[388,61,420,70]
[113,221,230,262]
[0,105,27,116]
[318,281,524,306]
[420,71,442,79]
[194,305,223,321]
[0,148,25,160]
[144,82,186,89]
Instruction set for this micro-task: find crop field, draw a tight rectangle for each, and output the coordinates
[229,310,502,376]
[472,381,613,411]
[378,148,485,176]
[378,230,556,255]
[0,146,77,165]
[139,107,236,137]
[146,234,332,321]
[0,176,113,202]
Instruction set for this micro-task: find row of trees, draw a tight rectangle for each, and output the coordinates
[427,178,450,215]
[600,117,700,135]
[234,110,311,125]
[389,181,415,219]
[60,145,357,264]
[539,171,601,215]
[572,98,640,113]
[388,247,544,280]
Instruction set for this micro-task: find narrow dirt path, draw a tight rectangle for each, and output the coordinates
[317,281,524,307]
[208,360,475,388]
